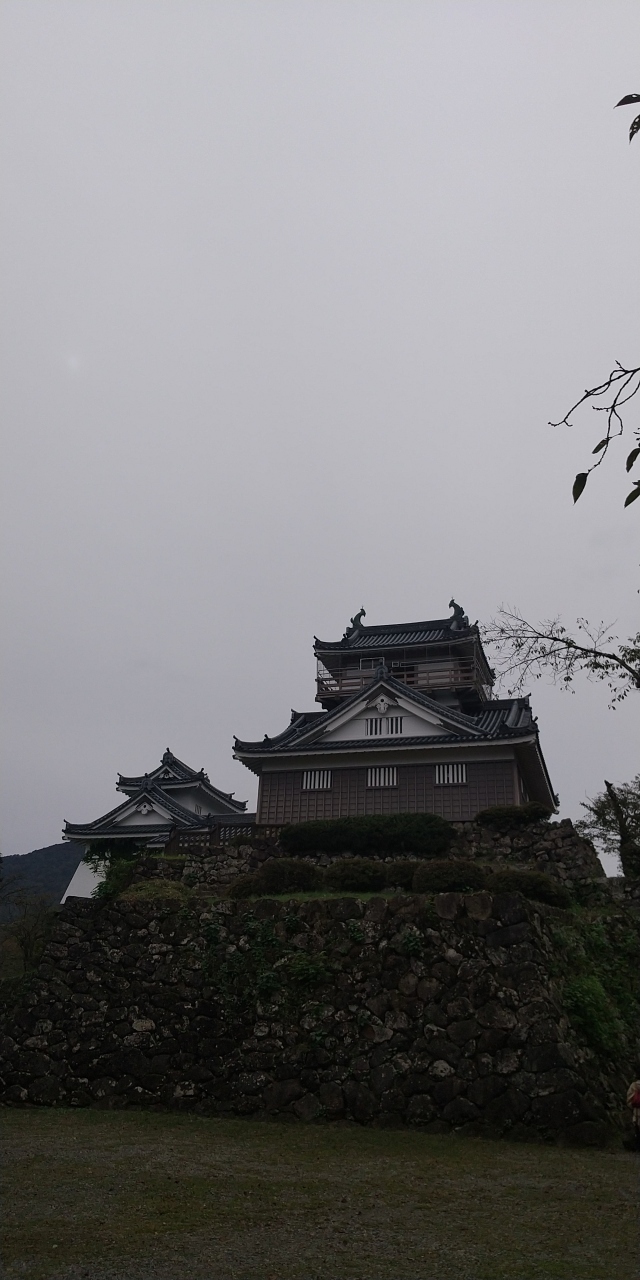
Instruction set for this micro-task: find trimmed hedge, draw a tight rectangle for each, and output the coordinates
[324,858,387,892]
[411,860,488,893]
[229,859,323,899]
[474,802,552,832]
[278,813,453,859]
[385,859,422,890]
[490,868,572,908]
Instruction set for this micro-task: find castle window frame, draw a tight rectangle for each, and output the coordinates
[367,766,397,788]
[302,769,333,791]
[365,718,384,736]
[435,763,467,786]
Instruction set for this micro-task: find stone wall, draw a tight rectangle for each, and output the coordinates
[449,818,605,885]
[165,818,605,896]
[0,887,631,1143]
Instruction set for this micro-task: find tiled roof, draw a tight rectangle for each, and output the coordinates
[233,675,535,755]
[117,748,246,812]
[314,619,471,652]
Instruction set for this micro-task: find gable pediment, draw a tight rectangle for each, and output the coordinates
[309,685,456,745]
[110,795,175,827]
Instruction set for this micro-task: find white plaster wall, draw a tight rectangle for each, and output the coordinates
[322,709,445,742]
[61,861,104,902]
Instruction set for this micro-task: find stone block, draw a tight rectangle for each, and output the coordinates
[490,895,529,926]
[442,1097,479,1124]
[464,892,493,920]
[370,1063,396,1097]
[468,1075,507,1107]
[343,1081,377,1123]
[486,922,532,949]
[448,1019,480,1046]
[263,1078,304,1110]
[532,1090,584,1130]
[434,894,463,920]
[293,1092,322,1122]
[318,1082,344,1116]
[28,1076,60,1105]
[405,1093,435,1124]
[523,1043,574,1074]
[432,1077,463,1106]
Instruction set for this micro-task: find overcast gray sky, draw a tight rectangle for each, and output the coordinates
[1,1,638,869]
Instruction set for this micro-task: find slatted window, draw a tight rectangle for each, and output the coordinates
[435,763,467,786]
[366,717,403,736]
[367,766,397,788]
[302,770,332,790]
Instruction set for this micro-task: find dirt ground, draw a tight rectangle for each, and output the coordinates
[1,1109,636,1280]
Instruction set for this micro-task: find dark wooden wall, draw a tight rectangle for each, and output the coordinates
[257,760,515,825]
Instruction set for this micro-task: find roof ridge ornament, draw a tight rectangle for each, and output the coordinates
[448,598,469,631]
[343,606,366,640]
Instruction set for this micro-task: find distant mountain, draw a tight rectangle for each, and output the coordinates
[1,843,86,908]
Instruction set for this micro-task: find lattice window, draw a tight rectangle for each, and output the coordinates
[367,766,397,788]
[386,717,403,735]
[365,718,384,736]
[435,763,467,785]
[302,770,333,790]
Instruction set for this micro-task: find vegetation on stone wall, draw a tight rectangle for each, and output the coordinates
[83,840,145,900]
[229,856,572,907]
[203,914,330,1025]
[552,912,640,1057]
[474,803,553,832]
[278,813,453,859]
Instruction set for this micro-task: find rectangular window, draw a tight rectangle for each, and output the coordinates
[367,766,397,788]
[435,763,467,786]
[365,717,403,736]
[302,770,332,790]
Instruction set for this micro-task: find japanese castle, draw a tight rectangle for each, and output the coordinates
[233,603,556,826]
[64,603,556,850]
[63,749,255,849]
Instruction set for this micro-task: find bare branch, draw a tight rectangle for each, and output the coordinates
[549,362,640,508]
[482,607,640,707]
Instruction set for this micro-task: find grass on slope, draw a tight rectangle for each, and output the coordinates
[2,1109,636,1280]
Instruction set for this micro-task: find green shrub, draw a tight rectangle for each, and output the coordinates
[324,858,387,892]
[278,813,453,859]
[474,802,552,832]
[384,860,422,890]
[258,858,324,894]
[412,860,488,893]
[229,859,323,899]
[489,868,572,908]
[563,974,622,1054]
[229,873,261,899]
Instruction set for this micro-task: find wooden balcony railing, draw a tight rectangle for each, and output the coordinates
[316,657,488,701]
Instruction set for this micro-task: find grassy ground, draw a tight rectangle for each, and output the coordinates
[1,1110,636,1280]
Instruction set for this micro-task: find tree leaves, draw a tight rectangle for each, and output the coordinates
[626,446,640,472]
[592,438,609,454]
[572,472,589,503]
[614,93,640,142]
[623,482,640,508]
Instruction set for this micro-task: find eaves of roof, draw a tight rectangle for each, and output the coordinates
[63,785,203,838]
[235,727,536,759]
[233,675,532,755]
[314,621,472,651]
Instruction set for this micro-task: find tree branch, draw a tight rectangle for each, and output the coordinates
[482,608,640,706]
